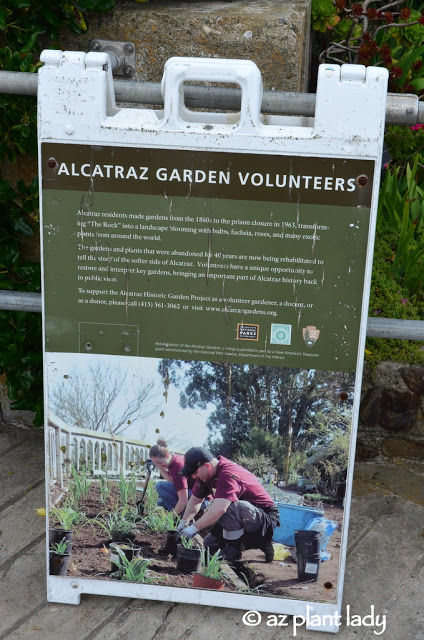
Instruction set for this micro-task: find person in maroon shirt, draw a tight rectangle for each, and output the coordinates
[149,439,193,516]
[178,447,280,563]
[149,439,211,516]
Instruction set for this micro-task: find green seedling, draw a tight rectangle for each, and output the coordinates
[118,471,130,507]
[49,538,69,554]
[51,505,85,530]
[69,462,91,504]
[127,472,137,505]
[179,534,199,550]
[200,548,225,580]
[95,507,138,538]
[143,508,178,534]
[238,572,267,595]
[145,480,159,514]
[99,474,111,504]
[112,547,156,583]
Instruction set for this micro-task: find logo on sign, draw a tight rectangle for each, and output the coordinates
[237,323,259,341]
[270,324,292,345]
[302,325,320,347]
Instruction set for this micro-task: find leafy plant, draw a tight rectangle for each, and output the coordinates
[95,507,138,538]
[238,572,267,595]
[315,2,424,95]
[200,548,225,580]
[118,471,130,507]
[69,463,92,503]
[234,452,274,479]
[99,474,111,505]
[178,532,201,550]
[144,479,159,513]
[377,158,424,295]
[303,493,337,503]
[111,547,155,583]
[51,505,85,530]
[311,0,340,33]
[2,1,116,55]
[127,472,138,505]
[49,537,69,554]
[144,508,178,534]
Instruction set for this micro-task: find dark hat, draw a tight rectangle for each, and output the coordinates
[180,447,214,477]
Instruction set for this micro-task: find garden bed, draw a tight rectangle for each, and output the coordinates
[50,480,342,600]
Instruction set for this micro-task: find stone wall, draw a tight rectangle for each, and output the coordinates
[357,361,424,461]
[57,0,311,92]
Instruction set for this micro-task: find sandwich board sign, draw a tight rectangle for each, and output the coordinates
[38,52,387,632]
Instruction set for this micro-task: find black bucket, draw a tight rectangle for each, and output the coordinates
[295,530,321,555]
[297,553,321,582]
[110,543,141,575]
[49,552,70,576]
[176,544,201,574]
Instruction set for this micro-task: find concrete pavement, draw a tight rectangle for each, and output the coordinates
[0,420,423,640]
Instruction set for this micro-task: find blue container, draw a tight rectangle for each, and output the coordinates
[273,503,324,546]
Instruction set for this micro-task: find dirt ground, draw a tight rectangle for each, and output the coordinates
[240,499,343,602]
[50,482,343,602]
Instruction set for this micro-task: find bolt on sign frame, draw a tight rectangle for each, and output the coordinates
[38,52,388,632]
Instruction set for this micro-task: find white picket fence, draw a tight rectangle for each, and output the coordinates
[48,413,152,488]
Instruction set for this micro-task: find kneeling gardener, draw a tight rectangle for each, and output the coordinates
[177,447,280,562]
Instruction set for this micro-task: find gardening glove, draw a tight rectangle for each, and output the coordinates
[181,524,198,539]
[176,519,188,533]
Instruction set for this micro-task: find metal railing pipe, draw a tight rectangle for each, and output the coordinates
[0,71,422,125]
[0,291,423,341]
[0,291,42,313]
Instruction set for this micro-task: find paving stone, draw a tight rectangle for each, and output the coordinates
[343,497,424,616]
[353,460,424,506]
[0,541,47,637]
[4,594,132,640]
[0,430,44,505]
[0,482,45,560]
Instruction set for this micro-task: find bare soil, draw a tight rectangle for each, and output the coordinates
[239,500,343,602]
[50,482,343,601]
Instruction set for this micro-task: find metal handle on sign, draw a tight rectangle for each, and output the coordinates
[161,57,263,131]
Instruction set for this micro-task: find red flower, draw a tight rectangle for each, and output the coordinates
[391,66,403,78]
[384,12,393,23]
[400,8,411,21]
[413,60,423,71]
[419,14,424,25]
[335,0,346,9]
[352,3,363,17]
[367,8,378,20]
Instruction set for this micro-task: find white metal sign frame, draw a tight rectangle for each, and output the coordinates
[38,52,388,633]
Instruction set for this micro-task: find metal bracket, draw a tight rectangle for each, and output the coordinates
[90,39,135,77]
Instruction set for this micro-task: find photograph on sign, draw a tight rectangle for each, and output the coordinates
[43,143,373,607]
[47,352,354,599]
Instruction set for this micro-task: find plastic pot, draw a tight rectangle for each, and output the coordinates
[49,528,73,554]
[161,530,180,557]
[192,573,225,590]
[176,544,201,574]
[49,551,70,576]
[110,543,141,575]
[110,531,136,544]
